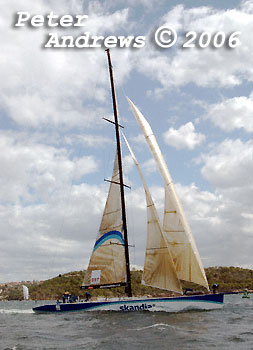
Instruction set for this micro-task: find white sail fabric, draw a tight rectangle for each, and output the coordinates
[22,285,29,300]
[123,134,182,294]
[83,154,126,288]
[128,97,209,291]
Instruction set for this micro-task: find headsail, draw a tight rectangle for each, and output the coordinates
[123,134,182,294]
[128,98,209,291]
[82,154,127,289]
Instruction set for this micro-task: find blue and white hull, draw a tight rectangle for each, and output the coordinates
[33,293,224,313]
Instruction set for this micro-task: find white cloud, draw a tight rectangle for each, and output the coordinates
[0,182,108,282]
[163,122,205,150]
[142,158,157,173]
[131,133,146,145]
[70,134,113,148]
[88,0,166,12]
[85,5,129,32]
[0,132,98,203]
[136,3,253,92]
[175,181,253,267]
[0,0,133,128]
[123,154,135,175]
[200,138,253,189]
[204,93,253,132]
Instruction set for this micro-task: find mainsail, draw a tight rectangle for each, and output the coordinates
[123,134,182,294]
[82,154,127,289]
[128,98,209,290]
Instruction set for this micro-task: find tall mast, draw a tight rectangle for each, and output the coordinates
[105,49,132,297]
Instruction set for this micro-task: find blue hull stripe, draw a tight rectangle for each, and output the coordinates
[93,230,124,251]
[33,293,224,313]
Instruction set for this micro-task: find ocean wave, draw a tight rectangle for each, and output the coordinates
[0,309,33,314]
[132,323,177,331]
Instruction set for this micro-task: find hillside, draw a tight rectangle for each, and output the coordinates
[1,266,252,300]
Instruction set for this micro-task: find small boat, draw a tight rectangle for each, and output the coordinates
[33,50,224,313]
[242,289,250,299]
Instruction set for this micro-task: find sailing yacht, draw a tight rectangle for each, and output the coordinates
[33,50,224,313]
[22,285,29,300]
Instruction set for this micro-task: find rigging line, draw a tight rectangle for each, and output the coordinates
[123,156,136,267]
[102,65,115,186]
[119,82,128,103]
[110,63,128,129]
[120,132,140,269]
[102,110,113,187]
[97,54,112,190]
[109,64,136,269]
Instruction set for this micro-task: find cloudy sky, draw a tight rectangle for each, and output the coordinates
[1,0,253,283]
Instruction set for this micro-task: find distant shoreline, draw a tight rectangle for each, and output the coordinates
[1,266,252,301]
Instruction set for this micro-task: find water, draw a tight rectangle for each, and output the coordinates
[0,295,253,349]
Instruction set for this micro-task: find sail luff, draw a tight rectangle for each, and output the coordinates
[123,134,182,294]
[128,97,209,291]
